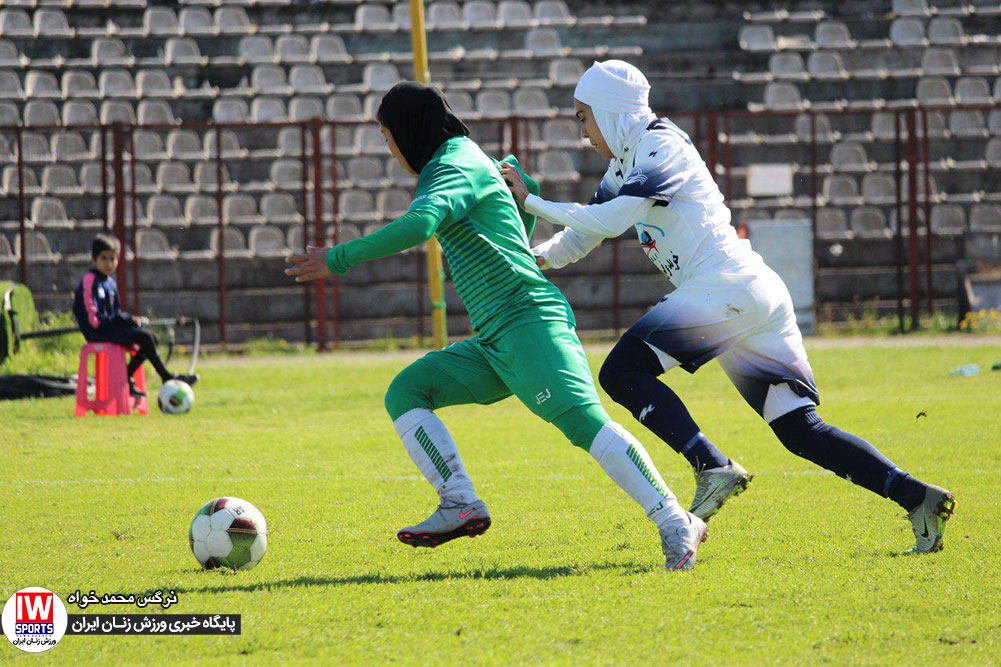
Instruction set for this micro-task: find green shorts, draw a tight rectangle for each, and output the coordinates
[418,319,601,423]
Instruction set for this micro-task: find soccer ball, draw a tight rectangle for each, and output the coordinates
[158,379,194,415]
[188,497,268,571]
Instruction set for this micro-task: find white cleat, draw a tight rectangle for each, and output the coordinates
[396,500,491,548]
[689,460,753,521]
[905,484,956,554]
[660,512,708,571]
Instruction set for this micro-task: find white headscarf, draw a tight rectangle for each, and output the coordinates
[573,60,656,160]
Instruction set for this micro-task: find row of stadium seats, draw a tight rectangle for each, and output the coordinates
[0,2,638,40]
[743,203,1001,240]
[743,0,1001,23]
[755,75,1001,112]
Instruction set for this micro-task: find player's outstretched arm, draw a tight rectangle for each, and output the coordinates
[285,208,443,282]
[532,228,604,270]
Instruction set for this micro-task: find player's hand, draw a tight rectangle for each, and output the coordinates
[285,245,333,282]
[534,254,550,270]
[135,316,150,327]
[499,163,529,208]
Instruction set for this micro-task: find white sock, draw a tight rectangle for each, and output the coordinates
[394,408,478,506]
[589,422,688,528]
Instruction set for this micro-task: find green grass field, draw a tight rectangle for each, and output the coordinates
[2,342,1000,663]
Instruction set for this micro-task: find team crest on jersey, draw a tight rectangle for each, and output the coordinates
[636,225,680,278]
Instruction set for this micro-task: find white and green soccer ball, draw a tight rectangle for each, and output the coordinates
[189,497,268,571]
[158,379,194,415]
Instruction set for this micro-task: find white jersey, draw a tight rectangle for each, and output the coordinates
[527,117,764,287]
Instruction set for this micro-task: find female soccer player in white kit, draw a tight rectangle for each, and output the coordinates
[501,60,954,554]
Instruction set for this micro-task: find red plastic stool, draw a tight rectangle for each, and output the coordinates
[75,343,149,417]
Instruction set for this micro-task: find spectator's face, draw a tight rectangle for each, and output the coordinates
[574,99,613,160]
[94,249,118,276]
[381,125,417,175]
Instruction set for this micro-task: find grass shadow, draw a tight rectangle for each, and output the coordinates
[157,561,657,596]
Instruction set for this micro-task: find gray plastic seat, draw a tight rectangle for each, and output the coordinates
[209,227,252,258]
[986,138,1001,167]
[950,110,987,138]
[184,195,218,225]
[31,197,72,229]
[239,36,274,64]
[261,193,301,223]
[62,70,98,98]
[815,21,853,49]
[147,195,185,226]
[0,10,33,37]
[205,130,243,158]
[138,100,175,125]
[166,130,204,159]
[795,113,836,142]
[213,99,249,123]
[0,101,17,126]
[16,231,60,261]
[194,163,231,190]
[63,100,98,126]
[251,65,287,93]
[861,174,896,203]
[816,208,851,240]
[0,39,19,67]
[823,174,858,204]
[740,25,777,52]
[251,97,286,122]
[216,7,250,35]
[808,52,847,80]
[769,53,806,79]
[25,72,59,99]
[276,35,310,63]
[549,58,584,86]
[830,141,870,171]
[356,4,392,29]
[763,83,804,110]
[340,190,376,222]
[363,63,400,90]
[513,88,551,114]
[290,65,327,92]
[377,189,410,219]
[930,203,966,234]
[180,7,213,35]
[498,1,533,27]
[136,229,177,260]
[248,225,288,257]
[136,69,172,97]
[24,100,59,126]
[80,164,111,194]
[99,70,135,97]
[927,17,965,45]
[34,9,72,37]
[223,193,259,223]
[144,7,179,37]
[51,132,90,160]
[970,204,1001,232]
[270,160,302,187]
[289,96,325,121]
[355,126,387,154]
[476,90,512,116]
[525,29,562,55]
[542,119,581,147]
[157,162,193,191]
[0,234,14,264]
[536,0,571,23]
[428,2,463,28]
[890,18,926,46]
[2,165,36,194]
[538,151,578,180]
[164,38,203,65]
[893,0,930,16]
[851,207,890,238]
[347,157,383,184]
[311,35,348,63]
[921,48,960,76]
[43,162,80,190]
[132,130,165,159]
[327,94,363,119]
[464,0,496,25]
[916,77,953,105]
[954,77,991,104]
[20,132,51,161]
[92,38,129,65]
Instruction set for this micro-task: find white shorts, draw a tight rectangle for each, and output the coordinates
[625,266,819,423]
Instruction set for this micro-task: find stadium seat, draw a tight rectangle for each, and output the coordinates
[289,97,325,121]
[208,227,252,258]
[0,10,33,37]
[970,204,1001,231]
[25,72,59,99]
[194,163,232,191]
[132,130,165,160]
[0,101,19,126]
[92,38,131,66]
[165,38,203,66]
[346,157,383,186]
[276,35,310,64]
[428,2,463,29]
[538,151,579,181]
[823,174,860,205]
[927,17,965,46]
[861,174,896,204]
[80,164,111,194]
[356,4,393,30]
[355,126,387,154]
[795,113,838,142]
[930,203,967,234]
[0,40,18,67]
[816,208,852,240]
[916,77,953,105]
[251,97,287,122]
[377,189,410,219]
[986,138,1001,167]
[290,65,328,94]
[549,58,584,86]
[270,160,302,188]
[157,162,194,193]
[30,197,72,230]
[447,90,474,115]
[328,94,364,120]
[144,7,179,37]
[205,130,244,158]
[311,35,349,64]
[830,141,873,172]
[513,88,552,115]
[62,70,98,98]
[536,0,572,24]
[166,130,204,160]
[223,193,260,224]
[988,110,1001,134]
[1,165,36,195]
[739,25,777,52]
[921,48,960,76]
[136,69,173,97]
[15,231,60,262]
[262,193,302,224]
[137,100,175,125]
[498,1,533,28]
[807,52,847,80]
[340,190,376,222]
[286,225,303,251]
[19,132,51,162]
[851,207,890,238]
[216,7,250,35]
[363,63,400,90]
[889,207,926,235]
[893,0,930,16]
[62,100,98,126]
[136,229,177,260]
[24,100,59,127]
[769,53,807,80]
[248,225,288,257]
[99,70,137,98]
[0,70,20,100]
[180,8,214,36]
[955,77,992,104]
[525,29,562,56]
[34,9,72,38]
[464,1,497,26]
[890,18,927,46]
[386,157,416,185]
[239,36,274,64]
[0,234,15,264]
[542,119,582,148]
[763,83,805,110]
[814,21,853,49]
[147,195,186,226]
[950,110,988,138]
[251,65,288,94]
[51,132,90,161]
[214,98,249,123]
[184,195,218,225]
[476,90,512,117]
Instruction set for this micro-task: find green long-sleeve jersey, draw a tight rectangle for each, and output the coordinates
[324,136,574,342]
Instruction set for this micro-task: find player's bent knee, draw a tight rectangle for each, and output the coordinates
[599,335,663,401]
[552,403,611,450]
[384,369,433,422]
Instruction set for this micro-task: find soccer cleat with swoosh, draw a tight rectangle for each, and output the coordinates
[689,461,753,521]
[397,500,491,548]
[905,484,955,554]
[661,512,708,571]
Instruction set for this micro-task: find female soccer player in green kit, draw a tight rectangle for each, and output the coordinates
[286,82,706,571]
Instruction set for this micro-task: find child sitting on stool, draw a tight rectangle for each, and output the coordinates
[73,234,198,397]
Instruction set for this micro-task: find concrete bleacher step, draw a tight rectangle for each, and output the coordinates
[816,263,958,301]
